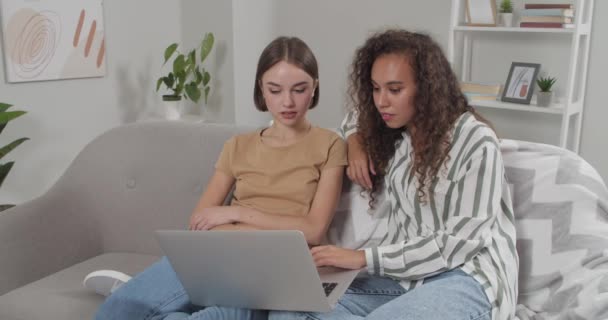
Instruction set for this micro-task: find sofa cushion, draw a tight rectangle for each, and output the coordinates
[0,252,159,320]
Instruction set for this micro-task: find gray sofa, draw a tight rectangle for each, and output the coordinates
[1,121,608,320]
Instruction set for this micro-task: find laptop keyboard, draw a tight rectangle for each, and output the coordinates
[322,282,338,296]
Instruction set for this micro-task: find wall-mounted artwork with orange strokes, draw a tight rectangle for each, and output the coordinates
[0,0,106,83]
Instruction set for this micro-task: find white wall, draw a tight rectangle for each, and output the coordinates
[232,0,277,126]
[0,1,182,204]
[181,0,235,123]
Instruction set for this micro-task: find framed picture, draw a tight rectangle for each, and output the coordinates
[501,62,541,105]
[465,0,497,26]
[0,0,106,83]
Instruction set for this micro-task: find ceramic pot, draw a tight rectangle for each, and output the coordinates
[501,13,513,27]
[536,92,552,107]
[163,95,182,120]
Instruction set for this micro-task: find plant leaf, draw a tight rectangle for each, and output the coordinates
[175,80,185,96]
[188,49,196,66]
[156,78,164,92]
[0,111,26,125]
[0,103,12,112]
[163,43,178,65]
[0,162,15,189]
[176,70,186,84]
[185,83,201,103]
[0,138,28,161]
[200,33,214,63]
[204,86,211,104]
[173,54,186,75]
[202,71,210,86]
[0,204,15,212]
[163,75,175,90]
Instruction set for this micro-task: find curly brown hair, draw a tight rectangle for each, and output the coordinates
[348,29,491,205]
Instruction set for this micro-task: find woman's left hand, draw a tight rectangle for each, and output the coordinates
[310,245,366,270]
[190,206,241,230]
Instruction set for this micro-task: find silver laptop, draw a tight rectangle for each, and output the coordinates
[155,230,361,312]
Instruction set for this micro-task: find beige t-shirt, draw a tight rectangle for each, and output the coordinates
[215,127,347,217]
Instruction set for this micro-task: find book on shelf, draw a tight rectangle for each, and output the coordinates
[520,16,573,23]
[463,92,498,101]
[460,82,501,95]
[461,82,501,102]
[522,8,574,17]
[524,4,574,9]
[520,22,575,28]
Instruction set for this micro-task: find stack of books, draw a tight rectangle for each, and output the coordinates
[520,3,575,28]
[461,82,501,102]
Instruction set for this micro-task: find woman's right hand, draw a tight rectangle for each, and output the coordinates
[311,245,366,270]
[346,133,375,189]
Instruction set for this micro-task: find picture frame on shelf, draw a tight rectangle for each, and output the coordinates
[501,62,541,105]
[465,0,497,26]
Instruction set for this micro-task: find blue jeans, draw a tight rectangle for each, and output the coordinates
[95,257,268,320]
[269,269,491,320]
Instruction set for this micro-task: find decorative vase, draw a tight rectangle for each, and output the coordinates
[162,95,182,120]
[536,92,552,107]
[500,13,513,27]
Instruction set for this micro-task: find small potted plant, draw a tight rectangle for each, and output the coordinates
[499,0,514,27]
[0,102,29,211]
[156,32,214,120]
[536,76,557,107]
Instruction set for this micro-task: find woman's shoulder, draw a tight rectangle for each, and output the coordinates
[226,130,262,146]
[452,112,498,146]
[309,127,346,150]
[447,112,500,164]
[310,127,344,142]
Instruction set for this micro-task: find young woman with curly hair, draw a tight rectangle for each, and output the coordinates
[270,29,518,320]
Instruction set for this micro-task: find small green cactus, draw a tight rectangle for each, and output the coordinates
[536,76,557,92]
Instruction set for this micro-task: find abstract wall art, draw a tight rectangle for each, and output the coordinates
[0,0,106,83]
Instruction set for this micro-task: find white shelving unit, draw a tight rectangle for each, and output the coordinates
[448,0,594,153]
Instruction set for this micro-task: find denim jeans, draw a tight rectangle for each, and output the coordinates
[269,269,491,320]
[96,257,490,320]
[94,257,268,320]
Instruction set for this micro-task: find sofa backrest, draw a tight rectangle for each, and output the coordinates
[53,121,249,255]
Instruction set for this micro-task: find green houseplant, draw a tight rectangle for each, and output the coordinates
[536,76,557,107]
[499,0,514,27]
[0,103,29,211]
[156,33,215,119]
[499,0,513,13]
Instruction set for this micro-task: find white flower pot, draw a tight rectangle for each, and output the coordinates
[536,92,552,107]
[163,96,182,120]
[500,13,513,27]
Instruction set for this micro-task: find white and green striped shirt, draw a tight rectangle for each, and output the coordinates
[340,111,518,320]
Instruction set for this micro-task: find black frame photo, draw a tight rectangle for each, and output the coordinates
[501,62,541,105]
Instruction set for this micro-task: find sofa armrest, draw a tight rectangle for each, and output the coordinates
[0,190,102,295]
